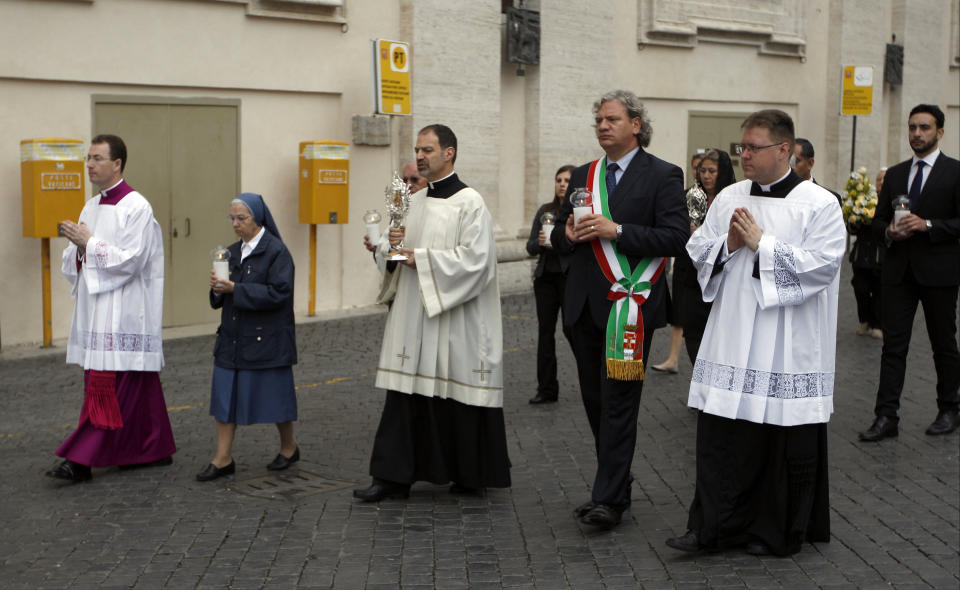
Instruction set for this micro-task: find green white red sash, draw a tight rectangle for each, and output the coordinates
[586,157,665,381]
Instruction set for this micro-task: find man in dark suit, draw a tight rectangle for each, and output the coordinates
[860,104,960,441]
[551,90,688,527]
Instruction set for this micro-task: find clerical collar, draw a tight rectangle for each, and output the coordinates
[426,172,468,199]
[99,179,134,205]
[750,169,802,198]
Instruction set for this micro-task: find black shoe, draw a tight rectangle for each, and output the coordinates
[45,460,92,483]
[745,540,771,556]
[573,500,595,518]
[665,530,701,553]
[352,480,410,502]
[579,504,622,528]
[925,410,960,435]
[267,447,300,471]
[118,456,173,471]
[529,392,558,404]
[196,461,235,482]
[449,482,481,495]
[858,415,899,442]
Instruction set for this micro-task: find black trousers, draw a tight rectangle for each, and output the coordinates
[568,309,652,509]
[874,268,960,417]
[533,271,571,397]
[851,266,882,329]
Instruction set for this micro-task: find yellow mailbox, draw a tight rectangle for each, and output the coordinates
[21,138,86,238]
[299,140,349,224]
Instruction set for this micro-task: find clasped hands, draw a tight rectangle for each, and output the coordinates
[388,226,416,268]
[727,207,763,253]
[58,220,92,253]
[564,213,618,243]
[886,213,927,241]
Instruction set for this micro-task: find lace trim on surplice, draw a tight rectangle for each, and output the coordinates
[692,358,833,399]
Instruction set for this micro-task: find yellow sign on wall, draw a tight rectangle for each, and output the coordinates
[373,39,411,116]
[841,65,873,115]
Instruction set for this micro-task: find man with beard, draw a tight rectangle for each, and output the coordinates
[859,104,960,441]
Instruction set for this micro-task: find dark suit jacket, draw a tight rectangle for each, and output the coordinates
[872,152,960,286]
[551,148,689,331]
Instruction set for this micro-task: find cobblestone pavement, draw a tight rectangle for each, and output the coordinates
[1,263,958,589]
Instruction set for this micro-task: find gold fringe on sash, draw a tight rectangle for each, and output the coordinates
[606,358,645,381]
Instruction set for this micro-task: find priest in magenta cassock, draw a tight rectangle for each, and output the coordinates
[46,134,176,483]
[353,124,510,502]
[666,111,845,557]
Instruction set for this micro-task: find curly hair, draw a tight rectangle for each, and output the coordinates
[593,90,653,148]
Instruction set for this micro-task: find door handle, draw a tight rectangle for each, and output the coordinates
[185,217,191,237]
[172,226,178,238]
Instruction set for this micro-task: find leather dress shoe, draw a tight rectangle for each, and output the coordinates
[45,460,92,483]
[529,392,558,404]
[353,480,410,502]
[579,503,622,528]
[925,410,960,435]
[665,530,702,553]
[858,415,899,442]
[449,482,481,495]
[745,540,771,556]
[118,456,173,471]
[573,500,595,518]
[196,461,235,482]
[267,447,300,470]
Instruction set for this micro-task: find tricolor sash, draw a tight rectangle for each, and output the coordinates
[585,157,665,380]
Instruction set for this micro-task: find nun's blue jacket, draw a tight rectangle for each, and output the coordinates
[210,230,297,369]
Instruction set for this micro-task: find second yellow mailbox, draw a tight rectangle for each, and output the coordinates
[21,138,86,238]
[299,141,349,225]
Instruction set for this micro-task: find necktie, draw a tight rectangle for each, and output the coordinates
[908,160,926,208]
[606,162,618,198]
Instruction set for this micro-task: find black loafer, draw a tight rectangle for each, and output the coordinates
[196,461,235,482]
[529,393,558,404]
[745,540,771,556]
[665,530,701,553]
[267,447,300,471]
[45,460,92,483]
[573,500,595,518]
[352,480,410,502]
[449,482,482,495]
[858,415,899,442]
[118,456,173,471]
[925,410,960,435]
[579,503,622,528]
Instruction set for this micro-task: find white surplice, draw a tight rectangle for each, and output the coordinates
[374,187,503,408]
[61,191,165,371]
[686,179,845,426]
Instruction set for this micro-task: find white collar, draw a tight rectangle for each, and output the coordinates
[757,168,792,192]
[242,226,266,256]
[912,148,940,168]
[427,170,456,190]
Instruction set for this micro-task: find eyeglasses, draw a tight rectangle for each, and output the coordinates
[228,215,250,223]
[734,142,785,155]
[402,176,420,184]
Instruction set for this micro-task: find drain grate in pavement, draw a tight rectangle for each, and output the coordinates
[228,468,355,500]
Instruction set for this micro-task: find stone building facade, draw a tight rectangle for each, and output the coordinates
[1,0,957,348]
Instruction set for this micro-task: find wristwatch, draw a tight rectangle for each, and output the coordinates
[926,219,933,231]
[616,224,623,240]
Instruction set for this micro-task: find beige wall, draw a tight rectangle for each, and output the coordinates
[2,0,958,349]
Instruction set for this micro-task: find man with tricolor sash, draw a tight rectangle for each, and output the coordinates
[551,90,689,528]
